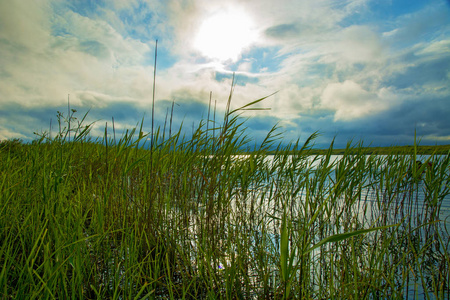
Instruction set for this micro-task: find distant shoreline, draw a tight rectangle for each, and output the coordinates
[2,138,449,156]
[265,144,450,156]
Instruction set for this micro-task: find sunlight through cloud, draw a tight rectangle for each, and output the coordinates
[193,8,257,62]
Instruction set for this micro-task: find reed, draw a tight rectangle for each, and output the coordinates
[1,95,449,299]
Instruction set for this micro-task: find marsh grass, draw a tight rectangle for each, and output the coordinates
[1,100,450,299]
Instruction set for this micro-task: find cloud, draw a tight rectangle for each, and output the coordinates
[382,3,450,47]
[0,0,156,110]
[265,23,300,40]
[0,0,52,50]
[423,135,450,142]
[0,0,449,148]
[157,0,448,147]
[321,80,393,121]
[332,25,384,64]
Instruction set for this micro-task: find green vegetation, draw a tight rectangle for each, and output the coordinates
[1,102,450,299]
[272,144,450,156]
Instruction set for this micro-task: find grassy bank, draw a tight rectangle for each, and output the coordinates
[1,107,449,299]
[270,144,450,156]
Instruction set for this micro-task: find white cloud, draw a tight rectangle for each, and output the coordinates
[237,60,253,72]
[0,129,28,141]
[140,0,386,122]
[0,0,52,50]
[423,135,450,142]
[0,1,156,110]
[416,39,450,57]
[333,25,384,63]
[321,80,393,121]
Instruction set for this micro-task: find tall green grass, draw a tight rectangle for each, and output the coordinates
[1,99,449,299]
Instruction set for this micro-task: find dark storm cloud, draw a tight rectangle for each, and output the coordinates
[0,103,84,140]
[386,49,450,90]
[314,93,450,147]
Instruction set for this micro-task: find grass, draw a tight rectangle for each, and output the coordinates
[1,97,450,299]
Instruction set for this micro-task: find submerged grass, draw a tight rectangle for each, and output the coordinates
[1,100,450,299]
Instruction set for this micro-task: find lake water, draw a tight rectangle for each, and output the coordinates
[226,154,450,299]
[129,153,450,298]
[261,154,450,226]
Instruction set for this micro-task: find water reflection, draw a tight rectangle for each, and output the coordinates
[225,154,450,298]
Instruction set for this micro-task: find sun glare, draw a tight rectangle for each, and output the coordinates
[194,9,257,62]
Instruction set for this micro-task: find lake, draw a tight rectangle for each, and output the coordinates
[220,154,450,298]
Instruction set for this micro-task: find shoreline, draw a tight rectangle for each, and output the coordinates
[262,144,450,156]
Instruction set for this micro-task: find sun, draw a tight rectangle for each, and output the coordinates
[193,8,257,62]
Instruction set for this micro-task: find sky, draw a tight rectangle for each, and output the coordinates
[1,0,450,149]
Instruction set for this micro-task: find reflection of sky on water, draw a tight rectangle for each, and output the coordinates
[228,154,450,297]
[227,155,450,243]
[177,154,450,297]
[259,154,450,227]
